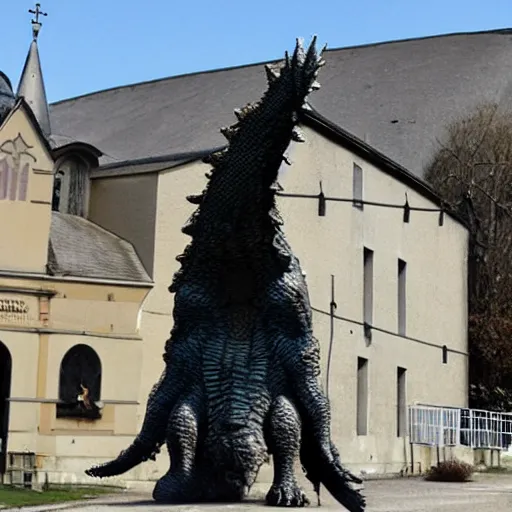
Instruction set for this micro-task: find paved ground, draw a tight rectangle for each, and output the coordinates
[6,473,512,511]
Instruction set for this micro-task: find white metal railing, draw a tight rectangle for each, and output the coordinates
[409,404,512,450]
[409,405,460,447]
[460,408,512,450]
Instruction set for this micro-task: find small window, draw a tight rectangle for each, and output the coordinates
[57,344,102,420]
[52,157,90,217]
[51,170,64,211]
[357,357,369,436]
[398,259,407,336]
[353,163,363,209]
[397,367,407,437]
[363,247,374,340]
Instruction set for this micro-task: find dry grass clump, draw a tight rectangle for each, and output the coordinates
[425,460,474,482]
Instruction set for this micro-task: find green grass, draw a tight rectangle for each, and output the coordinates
[481,465,512,473]
[0,484,114,508]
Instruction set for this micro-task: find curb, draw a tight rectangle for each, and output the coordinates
[0,492,130,512]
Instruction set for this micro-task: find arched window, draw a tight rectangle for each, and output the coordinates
[56,344,102,420]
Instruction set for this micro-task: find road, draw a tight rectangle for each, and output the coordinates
[6,473,512,511]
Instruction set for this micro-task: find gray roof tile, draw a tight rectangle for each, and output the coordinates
[48,212,151,283]
[49,29,512,177]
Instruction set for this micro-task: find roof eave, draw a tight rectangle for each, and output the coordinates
[299,106,468,229]
[90,146,225,178]
[51,141,103,166]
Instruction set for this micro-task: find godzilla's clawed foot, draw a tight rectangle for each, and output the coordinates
[266,482,310,507]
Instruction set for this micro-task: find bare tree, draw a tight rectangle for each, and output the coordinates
[426,103,512,408]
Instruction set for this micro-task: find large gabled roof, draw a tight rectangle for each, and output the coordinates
[49,28,512,177]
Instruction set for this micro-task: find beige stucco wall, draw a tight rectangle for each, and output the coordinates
[121,124,468,482]
[89,174,158,277]
[0,275,150,482]
[279,127,468,474]
[0,105,54,273]
[86,170,178,483]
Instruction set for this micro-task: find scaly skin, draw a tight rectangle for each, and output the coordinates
[85,37,366,511]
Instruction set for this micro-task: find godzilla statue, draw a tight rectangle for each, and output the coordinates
[85,37,366,511]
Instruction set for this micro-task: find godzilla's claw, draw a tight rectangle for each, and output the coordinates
[85,466,103,478]
[266,483,310,508]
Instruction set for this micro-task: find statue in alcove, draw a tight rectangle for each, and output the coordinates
[57,345,103,420]
[57,381,101,420]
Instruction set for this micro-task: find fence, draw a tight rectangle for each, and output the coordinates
[409,404,512,450]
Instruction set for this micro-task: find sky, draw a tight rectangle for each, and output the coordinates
[2,0,512,103]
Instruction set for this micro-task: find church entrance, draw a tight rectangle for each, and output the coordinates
[0,341,12,475]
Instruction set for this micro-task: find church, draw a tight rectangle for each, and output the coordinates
[0,6,474,488]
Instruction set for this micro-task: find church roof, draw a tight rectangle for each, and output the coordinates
[17,38,52,138]
[48,212,151,283]
[49,29,512,178]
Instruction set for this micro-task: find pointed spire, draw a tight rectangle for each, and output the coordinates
[17,4,51,137]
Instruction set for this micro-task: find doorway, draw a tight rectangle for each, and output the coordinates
[0,342,12,475]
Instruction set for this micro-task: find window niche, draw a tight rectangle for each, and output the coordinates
[352,163,364,209]
[363,247,374,342]
[56,344,102,420]
[397,367,407,437]
[356,357,369,436]
[52,155,91,217]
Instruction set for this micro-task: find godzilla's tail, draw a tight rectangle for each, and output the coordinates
[85,439,162,478]
[85,371,172,479]
[300,436,366,512]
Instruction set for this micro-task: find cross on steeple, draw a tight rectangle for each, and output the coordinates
[29,3,47,40]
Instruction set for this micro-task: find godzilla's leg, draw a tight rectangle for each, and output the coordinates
[265,396,309,508]
[281,336,366,512]
[153,386,204,503]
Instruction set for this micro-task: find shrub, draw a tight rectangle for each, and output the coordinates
[426,460,474,482]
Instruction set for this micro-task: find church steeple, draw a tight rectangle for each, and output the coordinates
[17,3,51,137]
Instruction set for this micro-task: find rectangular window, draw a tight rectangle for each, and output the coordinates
[397,367,407,437]
[353,163,363,209]
[363,248,374,332]
[398,259,407,336]
[357,357,369,436]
